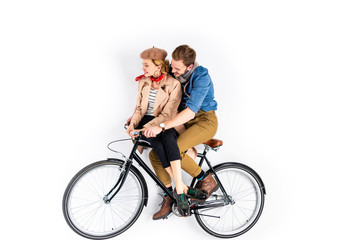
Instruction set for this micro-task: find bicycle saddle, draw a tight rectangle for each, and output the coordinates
[203,138,223,149]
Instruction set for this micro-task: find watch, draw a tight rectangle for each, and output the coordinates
[160,123,166,132]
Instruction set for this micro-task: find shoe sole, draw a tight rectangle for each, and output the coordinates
[206,184,220,199]
[152,211,172,220]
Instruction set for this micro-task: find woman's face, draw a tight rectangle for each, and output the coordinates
[142,59,160,77]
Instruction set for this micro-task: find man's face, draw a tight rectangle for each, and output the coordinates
[171,59,192,77]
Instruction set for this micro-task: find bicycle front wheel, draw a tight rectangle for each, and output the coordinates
[195,163,265,238]
[62,160,146,239]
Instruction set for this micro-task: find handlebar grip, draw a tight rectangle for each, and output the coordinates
[124,123,143,137]
[131,131,141,136]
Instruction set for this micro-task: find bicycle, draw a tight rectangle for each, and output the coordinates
[62,131,266,239]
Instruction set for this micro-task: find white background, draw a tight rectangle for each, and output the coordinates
[1,0,359,239]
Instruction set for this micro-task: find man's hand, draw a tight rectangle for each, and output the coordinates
[144,126,162,138]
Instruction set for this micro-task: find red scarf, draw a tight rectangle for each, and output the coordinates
[135,73,164,82]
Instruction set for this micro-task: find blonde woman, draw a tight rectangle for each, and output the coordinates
[126,47,206,217]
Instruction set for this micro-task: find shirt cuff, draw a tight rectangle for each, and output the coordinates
[185,102,200,114]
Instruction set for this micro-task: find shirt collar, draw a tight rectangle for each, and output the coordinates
[176,62,199,83]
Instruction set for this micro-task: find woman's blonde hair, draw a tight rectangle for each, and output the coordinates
[153,59,170,74]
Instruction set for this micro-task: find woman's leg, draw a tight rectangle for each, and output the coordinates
[186,147,197,160]
[170,160,188,194]
[160,129,188,194]
[146,135,173,187]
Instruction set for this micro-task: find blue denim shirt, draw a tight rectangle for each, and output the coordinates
[179,66,217,113]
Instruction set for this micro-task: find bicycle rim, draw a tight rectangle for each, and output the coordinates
[195,166,265,238]
[63,162,145,239]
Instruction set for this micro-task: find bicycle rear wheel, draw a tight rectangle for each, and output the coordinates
[195,163,265,238]
[62,160,146,239]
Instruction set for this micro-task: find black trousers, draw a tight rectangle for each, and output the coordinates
[136,115,181,168]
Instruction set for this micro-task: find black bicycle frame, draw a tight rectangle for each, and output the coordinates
[105,133,232,207]
[190,147,233,205]
[105,134,177,203]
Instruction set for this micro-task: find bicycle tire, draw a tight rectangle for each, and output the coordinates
[62,160,147,239]
[195,163,265,238]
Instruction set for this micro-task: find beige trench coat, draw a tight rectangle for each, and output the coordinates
[130,74,183,130]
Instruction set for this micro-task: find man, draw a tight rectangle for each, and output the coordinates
[144,45,219,220]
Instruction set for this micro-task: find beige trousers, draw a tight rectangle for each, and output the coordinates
[149,110,218,185]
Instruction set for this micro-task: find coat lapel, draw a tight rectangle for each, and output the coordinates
[140,75,171,116]
[153,86,167,111]
[154,75,171,112]
[140,81,151,116]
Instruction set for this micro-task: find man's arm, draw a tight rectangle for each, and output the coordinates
[143,107,195,138]
[164,107,195,129]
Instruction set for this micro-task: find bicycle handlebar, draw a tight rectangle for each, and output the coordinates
[124,123,143,137]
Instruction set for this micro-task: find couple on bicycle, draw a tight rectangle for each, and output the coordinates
[126,45,218,219]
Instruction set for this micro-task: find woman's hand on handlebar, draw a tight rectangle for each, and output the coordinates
[126,116,133,125]
[125,122,135,137]
[125,123,144,138]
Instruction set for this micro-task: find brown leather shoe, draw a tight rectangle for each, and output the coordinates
[152,195,173,220]
[195,174,219,198]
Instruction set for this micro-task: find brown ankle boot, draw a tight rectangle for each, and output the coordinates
[152,195,173,220]
[195,174,219,198]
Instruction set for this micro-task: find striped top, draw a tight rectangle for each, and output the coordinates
[145,88,158,116]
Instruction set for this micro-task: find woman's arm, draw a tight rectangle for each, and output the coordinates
[126,106,137,125]
[129,82,144,128]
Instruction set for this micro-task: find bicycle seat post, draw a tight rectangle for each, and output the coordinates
[204,145,210,154]
[198,145,210,158]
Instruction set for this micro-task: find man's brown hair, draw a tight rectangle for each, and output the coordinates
[172,45,196,67]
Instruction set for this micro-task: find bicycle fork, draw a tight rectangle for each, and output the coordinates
[103,136,143,204]
[103,158,133,204]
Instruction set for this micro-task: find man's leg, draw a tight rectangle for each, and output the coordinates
[176,125,214,177]
[149,150,172,186]
[148,138,173,220]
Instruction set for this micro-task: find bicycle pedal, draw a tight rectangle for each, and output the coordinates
[210,194,219,200]
[190,198,206,204]
[195,212,220,219]
[163,212,173,220]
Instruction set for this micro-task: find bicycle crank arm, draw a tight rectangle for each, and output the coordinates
[193,212,220,219]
